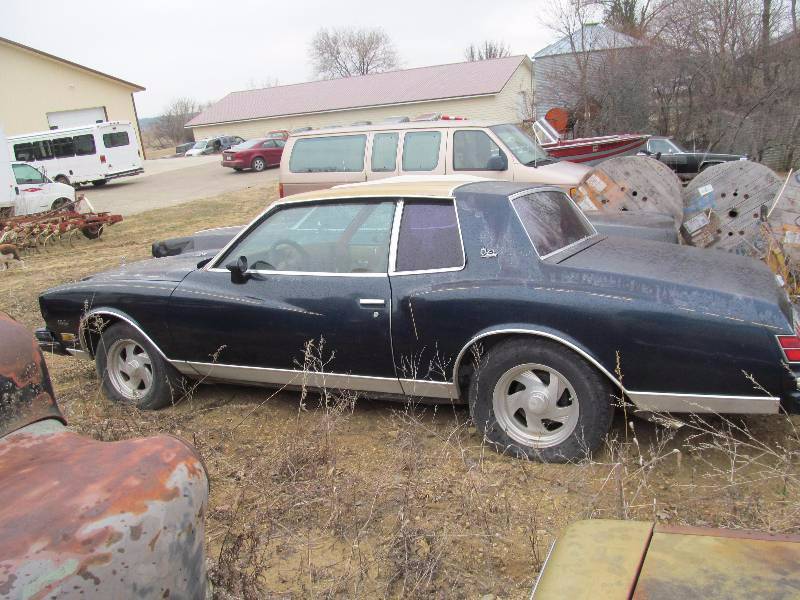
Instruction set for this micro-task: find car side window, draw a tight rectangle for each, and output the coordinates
[371,132,399,172]
[453,130,503,170]
[289,135,367,173]
[262,140,276,148]
[402,131,441,171]
[394,199,464,272]
[73,135,96,156]
[649,139,674,154]
[227,201,395,273]
[12,163,47,184]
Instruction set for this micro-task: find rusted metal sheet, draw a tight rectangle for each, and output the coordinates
[532,520,800,599]
[633,525,800,599]
[0,312,64,437]
[0,422,208,599]
[532,520,653,599]
[0,312,209,599]
[574,156,684,226]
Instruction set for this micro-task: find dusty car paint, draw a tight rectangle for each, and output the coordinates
[0,312,208,599]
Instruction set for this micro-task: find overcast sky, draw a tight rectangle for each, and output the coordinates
[0,0,558,118]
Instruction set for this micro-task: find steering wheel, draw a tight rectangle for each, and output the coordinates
[269,239,309,271]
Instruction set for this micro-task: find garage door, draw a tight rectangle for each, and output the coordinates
[47,107,107,129]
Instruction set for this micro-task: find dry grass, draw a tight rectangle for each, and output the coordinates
[3,181,800,598]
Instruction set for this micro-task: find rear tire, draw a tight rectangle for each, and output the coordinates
[469,338,614,462]
[251,157,266,172]
[92,179,108,187]
[95,322,186,410]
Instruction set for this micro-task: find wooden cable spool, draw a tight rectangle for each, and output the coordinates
[682,161,781,254]
[573,156,684,226]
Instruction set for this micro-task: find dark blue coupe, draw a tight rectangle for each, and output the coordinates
[37,178,800,461]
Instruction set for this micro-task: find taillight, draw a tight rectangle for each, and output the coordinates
[100,155,107,164]
[278,183,284,198]
[777,334,800,362]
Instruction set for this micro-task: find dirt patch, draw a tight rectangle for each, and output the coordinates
[2,182,800,598]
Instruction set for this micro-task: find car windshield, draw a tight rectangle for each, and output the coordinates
[192,141,207,149]
[490,124,550,166]
[512,190,596,257]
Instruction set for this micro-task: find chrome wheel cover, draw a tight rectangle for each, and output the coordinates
[106,339,153,401]
[492,363,579,449]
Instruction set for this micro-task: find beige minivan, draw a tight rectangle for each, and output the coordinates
[278,120,590,197]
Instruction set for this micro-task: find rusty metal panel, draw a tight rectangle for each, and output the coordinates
[632,525,800,599]
[532,520,653,599]
[0,312,64,438]
[0,421,208,599]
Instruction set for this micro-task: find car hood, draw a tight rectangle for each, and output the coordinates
[81,252,205,283]
[516,159,591,186]
[554,236,792,330]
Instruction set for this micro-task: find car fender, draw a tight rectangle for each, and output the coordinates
[79,306,170,361]
[451,323,624,392]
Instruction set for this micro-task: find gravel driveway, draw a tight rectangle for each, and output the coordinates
[80,155,280,216]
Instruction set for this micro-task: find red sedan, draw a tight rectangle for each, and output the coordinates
[221,138,285,172]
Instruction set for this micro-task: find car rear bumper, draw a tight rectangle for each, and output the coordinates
[105,167,144,180]
[222,159,247,169]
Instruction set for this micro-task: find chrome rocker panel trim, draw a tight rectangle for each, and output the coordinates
[626,391,780,414]
[76,315,780,413]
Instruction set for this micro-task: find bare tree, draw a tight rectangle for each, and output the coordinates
[464,40,512,61]
[153,98,200,147]
[246,76,279,90]
[309,27,398,79]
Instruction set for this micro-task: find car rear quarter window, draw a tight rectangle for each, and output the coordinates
[394,199,463,272]
[512,191,595,257]
[402,131,441,171]
[371,132,399,172]
[289,135,367,173]
[103,131,130,148]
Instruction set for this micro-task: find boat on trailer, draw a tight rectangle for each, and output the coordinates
[533,116,649,166]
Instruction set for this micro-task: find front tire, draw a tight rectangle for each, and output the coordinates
[469,338,614,462]
[251,157,266,172]
[51,197,71,211]
[95,322,185,410]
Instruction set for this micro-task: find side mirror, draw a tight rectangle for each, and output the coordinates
[655,152,662,160]
[487,152,508,171]
[226,255,250,284]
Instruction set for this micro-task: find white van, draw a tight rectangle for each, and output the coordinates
[8,121,143,187]
[1,125,73,217]
[279,120,590,197]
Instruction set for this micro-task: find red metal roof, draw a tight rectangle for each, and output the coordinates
[187,56,527,127]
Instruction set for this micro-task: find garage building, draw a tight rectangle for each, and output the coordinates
[187,56,533,140]
[0,36,145,153]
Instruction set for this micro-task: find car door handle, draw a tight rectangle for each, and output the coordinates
[358,298,385,307]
